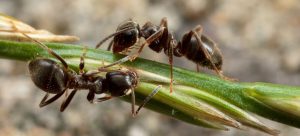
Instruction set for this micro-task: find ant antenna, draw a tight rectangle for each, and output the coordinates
[9,21,69,70]
[134,85,161,116]
[95,27,135,49]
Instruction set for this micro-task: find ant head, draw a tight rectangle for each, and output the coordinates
[105,70,138,97]
[29,59,68,94]
[113,20,140,53]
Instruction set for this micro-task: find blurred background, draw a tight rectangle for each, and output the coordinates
[0,0,300,135]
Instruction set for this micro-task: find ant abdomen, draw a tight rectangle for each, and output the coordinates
[29,59,67,94]
[176,32,223,70]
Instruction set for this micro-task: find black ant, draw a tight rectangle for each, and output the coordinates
[95,17,231,93]
[10,23,160,116]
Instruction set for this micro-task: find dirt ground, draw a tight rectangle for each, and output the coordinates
[0,0,300,136]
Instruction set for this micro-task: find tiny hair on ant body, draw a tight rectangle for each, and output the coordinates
[8,22,160,116]
[95,17,233,93]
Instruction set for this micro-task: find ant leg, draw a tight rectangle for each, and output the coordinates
[168,37,178,93]
[191,26,227,79]
[79,46,87,74]
[159,17,175,93]
[134,85,161,116]
[39,91,65,107]
[86,91,95,103]
[60,89,77,112]
[97,55,133,71]
[130,26,166,61]
[93,96,113,103]
[134,17,168,56]
[9,21,69,70]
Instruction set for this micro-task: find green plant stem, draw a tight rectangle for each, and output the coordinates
[1,40,300,135]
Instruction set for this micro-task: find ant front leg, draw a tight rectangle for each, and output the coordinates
[130,24,167,61]
[134,18,168,58]
[159,17,175,93]
[167,35,177,93]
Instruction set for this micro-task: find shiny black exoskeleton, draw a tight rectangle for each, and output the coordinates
[15,30,158,116]
[8,20,159,116]
[96,18,227,93]
[29,58,138,112]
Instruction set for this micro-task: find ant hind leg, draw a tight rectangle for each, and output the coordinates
[192,26,236,81]
[60,89,77,112]
[191,26,225,78]
[39,91,65,107]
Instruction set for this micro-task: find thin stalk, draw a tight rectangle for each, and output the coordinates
[1,40,300,135]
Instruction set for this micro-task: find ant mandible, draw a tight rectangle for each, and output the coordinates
[8,22,160,116]
[95,17,231,93]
